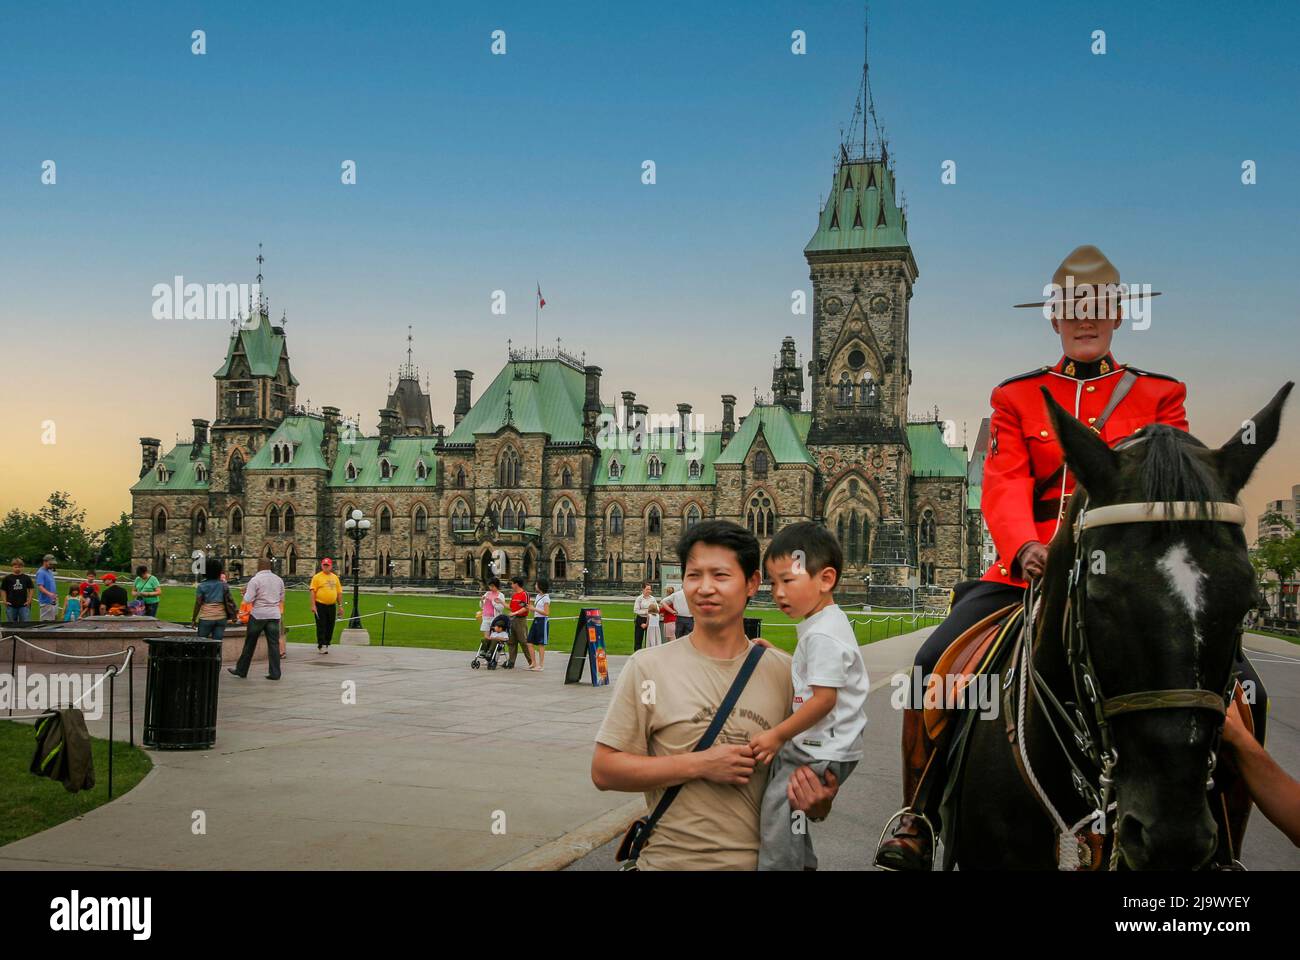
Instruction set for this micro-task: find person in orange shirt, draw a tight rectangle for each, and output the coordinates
[876,245,1266,871]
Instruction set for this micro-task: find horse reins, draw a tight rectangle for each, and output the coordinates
[1013,486,1247,868]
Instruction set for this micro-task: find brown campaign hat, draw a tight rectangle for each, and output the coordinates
[1014,244,1162,311]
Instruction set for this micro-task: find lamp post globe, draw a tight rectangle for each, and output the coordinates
[345,511,370,628]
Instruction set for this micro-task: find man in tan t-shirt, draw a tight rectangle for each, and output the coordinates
[593,520,838,870]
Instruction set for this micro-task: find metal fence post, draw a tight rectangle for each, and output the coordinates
[381,611,387,646]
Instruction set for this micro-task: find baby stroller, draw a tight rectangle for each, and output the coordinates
[472,614,510,670]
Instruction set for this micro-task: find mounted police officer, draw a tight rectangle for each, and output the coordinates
[875,245,1269,871]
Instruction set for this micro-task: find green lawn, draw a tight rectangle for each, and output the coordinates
[1248,628,1300,646]
[0,719,152,847]
[37,572,942,655]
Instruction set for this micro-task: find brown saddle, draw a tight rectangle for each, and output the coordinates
[923,603,1022,741]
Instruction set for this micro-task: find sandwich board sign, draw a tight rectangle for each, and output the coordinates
[565,607,610,686]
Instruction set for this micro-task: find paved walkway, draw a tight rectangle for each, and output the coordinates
[0,644,641,870]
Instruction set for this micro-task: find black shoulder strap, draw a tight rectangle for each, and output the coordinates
[1032,370,1138,499]
[631,644,766,857]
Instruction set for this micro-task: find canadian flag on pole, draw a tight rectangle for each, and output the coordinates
[537,284,546,309]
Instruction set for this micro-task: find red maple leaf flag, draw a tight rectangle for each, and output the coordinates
[537,284,546,309]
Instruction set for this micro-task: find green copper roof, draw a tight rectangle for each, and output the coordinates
[214,313,299,385]
[968,484,982,510]
[246,416,328,470]
[445,358,587,444]
[714,404,815,466]
[907,422,967,477]
[805,159,910,255]
[131,444,211,492]
[789,410,812,443]
[594,432,722,485]
[331,436,438,487]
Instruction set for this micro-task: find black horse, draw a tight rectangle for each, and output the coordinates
[954,382,1292,870]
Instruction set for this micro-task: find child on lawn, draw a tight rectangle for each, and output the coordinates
[749,521,869,871]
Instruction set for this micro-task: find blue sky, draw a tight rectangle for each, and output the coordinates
[2,0,1297,527]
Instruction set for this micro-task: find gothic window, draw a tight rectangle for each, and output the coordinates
[380,458,393,480]
[746,492,774,538]
[228,451,244,493]
[156,464,169,483]
[193,511,207,535]
[230,507,243,534]
[920,510,937,548]
[617,555,624,580]
[689,459,701,479]
[498,447,521,488]
[848,510,859,563]
[647,455,663,479]
[503,503,516,530]
[838,373,854,406]
[456,466,466,487]
[837,515,845,546]
[554,500,576,537]
[561,466,573,487]
[268,506,280,534]
[414,506,428,533]
[552,547,568,581]
[753,452,769,478]
[379,506,392,533]
[416,459,428,481]
[273,445,281,465]
[345,461,357,482]
[608,458,622,480]
[288,546,298,576]
[278,478,286,491]
[858,515,871,565]
[451,501,471,532]
[685,504,701,529]
[266,478,274,490]
[608,504,624,535]
[196,464,208,483]
[288,478,296,491]
[647,505,662,535]
[284,505,295,533]
[465,553,474,578]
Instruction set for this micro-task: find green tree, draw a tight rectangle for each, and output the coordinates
[0,492,96,566]
[96,513,133,572]
[1254,513,1300,618]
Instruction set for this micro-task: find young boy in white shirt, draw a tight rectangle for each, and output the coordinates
[749,521,869,870]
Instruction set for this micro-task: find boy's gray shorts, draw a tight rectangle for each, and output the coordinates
[758,741,857,871]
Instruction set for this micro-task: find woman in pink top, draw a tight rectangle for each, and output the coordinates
[476,578,505,642]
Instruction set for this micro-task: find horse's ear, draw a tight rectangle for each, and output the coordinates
[1041,387,1118,499]
[1212,382,1293,499]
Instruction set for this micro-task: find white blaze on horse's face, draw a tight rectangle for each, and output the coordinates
[1157,542,1208,740]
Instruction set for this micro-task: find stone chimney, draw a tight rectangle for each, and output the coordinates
[191,419,209,456]
[321,406,340,468]
[721,395,736,448]
[139,437,161,478]
[453,370,474,427]
[621,390,636,431]
[378,407,400,453]
[583,365,603,441]
[676,402,692,450]
[633,403,649,430]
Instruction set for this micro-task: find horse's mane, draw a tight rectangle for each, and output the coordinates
[1133,424,1224,509]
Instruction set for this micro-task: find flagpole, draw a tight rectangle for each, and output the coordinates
[534,281,538,353]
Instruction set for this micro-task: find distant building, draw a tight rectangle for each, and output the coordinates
[1257,484,1300,541]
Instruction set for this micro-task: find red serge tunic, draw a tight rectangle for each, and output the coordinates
[980,353,1188,588]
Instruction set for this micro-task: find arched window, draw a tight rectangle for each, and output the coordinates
[196,464,208,483]
[451,501,471,532]
[266,478,275,490]
[503,503,516,530]
[156,464,169,483]
[647,455,663,479]
[379,506,392,533]
[193,510,207,535]
[273,445,282,464]
[456,466,466,488]
[836,514,846,547]
[838,373,853,405]
[230,506,243,534]
[919,509,937,548]
[498,447,521,487]
[685,504,701,529]
[416,459,428,481]
[380,458,392,480]
[847,509,859,563]
[647,505,662,535]
[268,506,280,533]
[689,459,701,479]
[288,546,298,576]
[608,458,622,480]
[278,478,286,491]
[552,548,568,581]
[753,451,769,478]
[284,505,295,533]
[288,478,296,491]
[345,461,357,481]
[554,499,576,537]
[608,504,624,535]
[746,492,774,538]
[153,508,167,533]
[561,466,573,487]
[415,506,428,533]
[858,515,871,565]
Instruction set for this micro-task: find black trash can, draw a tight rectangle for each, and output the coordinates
[143,636,222,749]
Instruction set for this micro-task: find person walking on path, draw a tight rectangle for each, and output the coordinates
[310,558,343,653]
[229,558,286,680]
[36,555,60,621]
[191,559,236,639]
[506,576,534,670]
[1,558,35,623]
[476,579,506,654]
[133,565,162,618]
[526,578,551,671]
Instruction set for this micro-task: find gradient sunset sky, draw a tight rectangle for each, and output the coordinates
[2,1,1297,535]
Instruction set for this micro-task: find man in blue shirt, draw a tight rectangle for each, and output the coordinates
[36,555,59,621]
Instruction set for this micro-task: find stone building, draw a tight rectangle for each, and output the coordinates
[132,119,977,604]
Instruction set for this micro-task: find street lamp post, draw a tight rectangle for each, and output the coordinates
[343,509,371,629]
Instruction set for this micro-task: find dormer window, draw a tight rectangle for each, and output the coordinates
[609,458,622,480]
[415,459,428,481]
[195,464,208,483]
[380,458,393,480]
[647,455,663,479]
[754,451,769,478]
[156,464,169,483]
[345,461,358,482]
[689,459,701,479]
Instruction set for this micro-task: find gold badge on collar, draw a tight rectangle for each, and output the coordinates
[1099,359,1111,375]
[1064,361,1076,376]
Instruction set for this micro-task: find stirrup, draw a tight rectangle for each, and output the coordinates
[874,807,936,872]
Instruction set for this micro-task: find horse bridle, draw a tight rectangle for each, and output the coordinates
[1020,490,1248,838]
